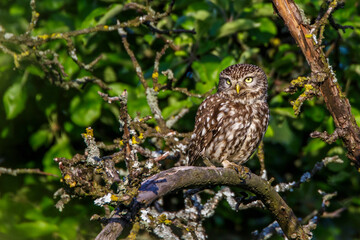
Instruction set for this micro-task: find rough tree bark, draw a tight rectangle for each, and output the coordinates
[272,0,360,169]
[96,167,310,240]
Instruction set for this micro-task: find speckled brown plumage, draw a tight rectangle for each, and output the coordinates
[188,63,269,167]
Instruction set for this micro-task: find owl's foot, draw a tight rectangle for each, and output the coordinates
[203,158,217,168]
[222,160,251,183]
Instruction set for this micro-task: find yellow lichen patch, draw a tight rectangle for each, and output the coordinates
[13,54,19,68]
[164,219,172,225]
[329,0,338,8]
[304,84,313,91]
[292,93,306,115]
[20,51,30,57]
[158,214,172,225]
[127,222,140,240]
[305,34,313,38]
[335,82,346,98]
[154,86,159,92]
[86,127,93,137]
[63,174,76,188]
[111,194,120,202]
[152,71,159,79]
[119,140,124,146]
[83,127,93,138]
[13,51,31,68]
[290,76,308,87]
[103,25,109,30]
[37,34,50,40]
[131,136,139,144]
[50,33,62,39]
[69,181,76,188]
[35,12,40,17]
[138,132,144,139]
[155,126,161,132]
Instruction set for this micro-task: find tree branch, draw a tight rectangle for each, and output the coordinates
[96,167,310,240]
[0,167,58,177]
[272,0,360,168]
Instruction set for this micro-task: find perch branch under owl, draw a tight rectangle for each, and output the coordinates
[96,166,311,240]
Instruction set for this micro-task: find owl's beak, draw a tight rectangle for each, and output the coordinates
[236,84,241,94]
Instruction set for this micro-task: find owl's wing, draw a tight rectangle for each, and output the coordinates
[187,100,214,165]
[188,95,252,166]
[187,95,215,165]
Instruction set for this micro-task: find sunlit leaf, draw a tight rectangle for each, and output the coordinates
[218,19,260,38]
[271,107,297,118]
[104,66,117,82]
[29,129,53,150]
[69,85,102,126]
[15,221,58,238]
[80,7,108,29]
[264,125,274,138]
[43,135,72,175]
[249,17,277,44]
[3,73,28,119]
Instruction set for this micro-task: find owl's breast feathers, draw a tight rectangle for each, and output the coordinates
[187,93,269,166]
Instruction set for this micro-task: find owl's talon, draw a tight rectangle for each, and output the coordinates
[222,160,251,183]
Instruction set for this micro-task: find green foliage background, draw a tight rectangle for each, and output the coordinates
[1,0,360,239]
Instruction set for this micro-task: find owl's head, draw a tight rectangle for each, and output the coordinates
[218,64,268,102]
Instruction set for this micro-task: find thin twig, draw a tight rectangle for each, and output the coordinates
[144,21,196,35]
[0,167,58,177]
[274,156,343,192]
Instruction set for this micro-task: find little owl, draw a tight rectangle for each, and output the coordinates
[188,63,269,168]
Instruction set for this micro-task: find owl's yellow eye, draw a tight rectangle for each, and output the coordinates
[244,77,253,83]
[226,80,231,85]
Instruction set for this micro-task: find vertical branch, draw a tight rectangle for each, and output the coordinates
[119,24,168,131]
[26,0,39,35]
[119,32,149,89]
[118,90,141,179]
[271,0,360,168]
[152,43,169,91]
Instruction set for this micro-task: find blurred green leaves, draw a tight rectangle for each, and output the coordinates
[29,129,53,151]
[80,8,108,29]
[15,221,59,239]
[0,187,98,240]
[218,19,260,38]
[69,85,102,127]
[42,135,72,175]
[3,71,28,119]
